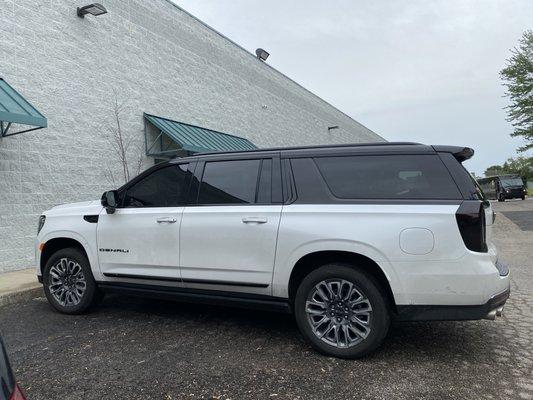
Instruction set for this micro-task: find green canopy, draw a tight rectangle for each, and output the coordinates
[0,78,47,137]
[144,113,257,157]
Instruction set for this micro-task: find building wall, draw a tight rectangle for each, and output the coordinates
[0,0,383,272]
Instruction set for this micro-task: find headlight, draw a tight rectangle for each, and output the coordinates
[37,215,46,234]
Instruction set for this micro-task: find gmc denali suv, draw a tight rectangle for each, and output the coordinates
[36,143,510,358]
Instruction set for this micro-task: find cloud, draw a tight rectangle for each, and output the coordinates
[175,0,533,174]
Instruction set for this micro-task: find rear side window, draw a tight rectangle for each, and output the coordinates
[123,164,190,207]
[438,152,485,201]
[314,155,461,199]
[198,159,261,204]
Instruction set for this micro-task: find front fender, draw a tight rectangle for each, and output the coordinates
[37,229,102,281]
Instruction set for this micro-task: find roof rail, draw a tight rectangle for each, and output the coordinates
[191,142,422,157]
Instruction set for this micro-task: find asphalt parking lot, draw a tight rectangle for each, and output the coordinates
[1,200,532,400]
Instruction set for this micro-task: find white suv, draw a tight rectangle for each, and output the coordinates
[36,143,510,358]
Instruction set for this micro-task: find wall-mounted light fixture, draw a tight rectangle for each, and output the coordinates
[328,126,339,132]
[77,3,107,18]
[255,48,270,62]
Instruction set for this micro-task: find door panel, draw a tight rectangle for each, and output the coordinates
[179,205,282,289]
[179,157,280,292]
[97,207,184,279]
[97,162,193,282]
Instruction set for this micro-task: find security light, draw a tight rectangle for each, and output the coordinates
[255,48,270,62]
[77,3,107,18]
[328,126,339,132]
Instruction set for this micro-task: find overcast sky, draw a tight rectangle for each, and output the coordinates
[176,0,532,175]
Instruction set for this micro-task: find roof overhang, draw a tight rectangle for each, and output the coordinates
[144,113,257,158]
[0,78,47,137]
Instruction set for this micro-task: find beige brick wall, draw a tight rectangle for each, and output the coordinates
[0,0,382,272]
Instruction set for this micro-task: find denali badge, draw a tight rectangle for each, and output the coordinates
[99,248,130,253]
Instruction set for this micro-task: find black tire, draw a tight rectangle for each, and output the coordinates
[498,194,505,202]
[521,196,526,200]
[294,263,390,359]
[43,247,102,315]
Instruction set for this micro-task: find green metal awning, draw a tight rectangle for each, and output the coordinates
[144,113,257,157]
[0,78,47,137]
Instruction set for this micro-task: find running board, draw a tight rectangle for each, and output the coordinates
[97,281,291,313]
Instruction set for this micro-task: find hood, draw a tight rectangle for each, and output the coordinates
[44,200,103,216]
[52,200,100,209]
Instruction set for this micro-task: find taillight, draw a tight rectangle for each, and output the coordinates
[455,201,488,252]
[9,383,27,400]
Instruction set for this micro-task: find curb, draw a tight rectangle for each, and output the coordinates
[0,286,44,308]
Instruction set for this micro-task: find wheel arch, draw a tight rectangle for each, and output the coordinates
[40,237,90,275]
[287,250,398,313]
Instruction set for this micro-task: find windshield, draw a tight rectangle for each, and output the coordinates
[500,177,523,187]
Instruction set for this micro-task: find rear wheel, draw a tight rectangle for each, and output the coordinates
[43,247,103,314]
[294,264,390,358]
[498,193,505,202]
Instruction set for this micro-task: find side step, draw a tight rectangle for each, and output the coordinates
[97,281,291,313]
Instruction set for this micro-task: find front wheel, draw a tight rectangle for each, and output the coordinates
[294,264,390,359]
[43,247,103,314]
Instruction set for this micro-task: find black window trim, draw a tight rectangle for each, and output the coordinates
[272,155,283,204]
[254,158,275,205]
[281,158,297,204]
[253,159,264,203]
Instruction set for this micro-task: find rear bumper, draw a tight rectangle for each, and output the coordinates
[395,288,510,321]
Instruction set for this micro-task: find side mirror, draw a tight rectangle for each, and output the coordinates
[101,190,118,214]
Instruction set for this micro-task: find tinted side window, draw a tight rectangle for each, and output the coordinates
[314,155,461,199]
[198,160,260,204]
[123,164,190,207]
[438,152,484,201]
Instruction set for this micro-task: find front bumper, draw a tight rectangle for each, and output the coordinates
[503,190,526,199]
[395,288,510,321]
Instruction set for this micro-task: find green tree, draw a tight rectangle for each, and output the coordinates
[484,164,504,177]
[485,156,533,183]
[503,156,533,182]
[500,30,533,152]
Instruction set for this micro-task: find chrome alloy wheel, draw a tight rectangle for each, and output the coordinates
[48,258,87,307]
[305,279,372,348]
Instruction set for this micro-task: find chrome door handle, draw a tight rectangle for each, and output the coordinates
[156,217,177,224]
[242,217,267,224]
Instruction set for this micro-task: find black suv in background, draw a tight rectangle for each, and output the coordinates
[478,175,527,201]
